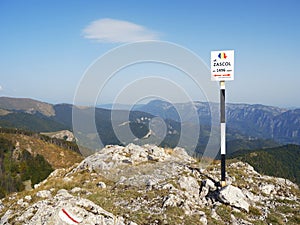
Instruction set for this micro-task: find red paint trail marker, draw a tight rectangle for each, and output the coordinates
[214,74,231,77]
[59,208,82,225]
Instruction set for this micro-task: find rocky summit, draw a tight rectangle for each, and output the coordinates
[0,144,299,224]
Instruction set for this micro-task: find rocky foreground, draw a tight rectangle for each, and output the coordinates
[0,144,299,224]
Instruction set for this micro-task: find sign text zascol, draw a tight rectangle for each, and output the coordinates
[211,50,234,81]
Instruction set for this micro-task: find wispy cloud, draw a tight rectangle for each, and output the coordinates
[82,18,160,43]
[0,85,3,91]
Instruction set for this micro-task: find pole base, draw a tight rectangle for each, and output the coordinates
[220,181,227,188]
[216,180,227,188]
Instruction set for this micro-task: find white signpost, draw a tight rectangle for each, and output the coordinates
[211,50,234,81]
[211,50,234,187]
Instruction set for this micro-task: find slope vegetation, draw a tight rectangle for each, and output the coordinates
[230,144,300,185]
[0,132,83,170]
[0,137,53,198]
[0,129,83,198]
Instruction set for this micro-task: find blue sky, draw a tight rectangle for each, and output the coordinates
[0,0,299,107]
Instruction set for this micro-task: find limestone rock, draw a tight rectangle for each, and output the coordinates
[1,144,299,224]
[53,130,75,142]
[97,181,106,189]
[24,195,32,202]
[173,146,195,163]
[217,185,250,212]
[242,189,260,202]
[70,187,82,193]
[70,143,194,176]
[0,201,4,212]
[200,179,217,198]
[2,189,131,225]
[211,207,221,220]
[36,190,52,199]
[260,183,276,195]
[17,198,29,208]
[162,194,184,207]
[178,176,200,198]
[199,214,208,225]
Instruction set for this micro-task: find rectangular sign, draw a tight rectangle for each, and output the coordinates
[211,50,234,81]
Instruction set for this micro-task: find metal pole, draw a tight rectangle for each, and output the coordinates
[220,81,226,187]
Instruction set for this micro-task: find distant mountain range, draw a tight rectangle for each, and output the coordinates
[0,96,299,156]
[136,99,300,145]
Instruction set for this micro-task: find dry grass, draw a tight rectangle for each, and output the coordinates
[0,109,10,116]
[164,147,174,155]
[0,133,83,169]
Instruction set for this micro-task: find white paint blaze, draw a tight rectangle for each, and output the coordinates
[221,123,226,154]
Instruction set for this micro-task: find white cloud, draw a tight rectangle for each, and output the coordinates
[0,85,2,91]
[82,18,160,43]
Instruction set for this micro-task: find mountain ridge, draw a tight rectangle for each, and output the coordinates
[0,97,55,117]
[1,96,299,151]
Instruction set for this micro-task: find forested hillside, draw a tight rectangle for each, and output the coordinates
[230,144,300,185]
[0,137,53,198]
[0,128,83,198]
